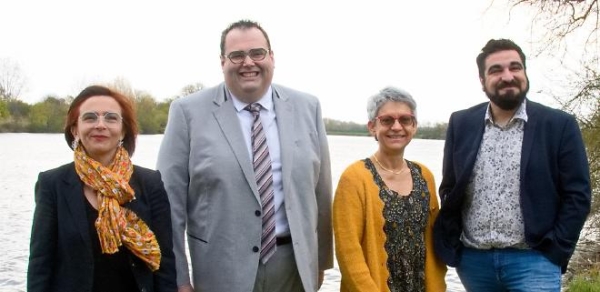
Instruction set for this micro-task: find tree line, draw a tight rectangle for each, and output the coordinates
[324,118,447,140]
[0,92,172,134]
[0,92,447,139]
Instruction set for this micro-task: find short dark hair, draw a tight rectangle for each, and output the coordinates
[476,39,527,79]
[64,85,138,155]
[220,19,272,56]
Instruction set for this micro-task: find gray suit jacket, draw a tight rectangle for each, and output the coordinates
[157,83,333,292]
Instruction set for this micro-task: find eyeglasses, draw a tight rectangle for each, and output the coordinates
[376,114,415,127]
[79,111,122,126]
[225,48,270,64]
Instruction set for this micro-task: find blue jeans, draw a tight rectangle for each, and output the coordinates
[456,247,561,292]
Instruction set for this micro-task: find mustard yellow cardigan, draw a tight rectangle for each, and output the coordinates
[333,159,447,292]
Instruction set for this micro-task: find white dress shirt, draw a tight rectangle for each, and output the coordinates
[230,87,290,237]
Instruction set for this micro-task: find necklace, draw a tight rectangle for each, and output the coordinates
[372,154,407,175]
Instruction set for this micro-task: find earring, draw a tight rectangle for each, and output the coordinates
[118,139,124,147]
[71,137,79,150]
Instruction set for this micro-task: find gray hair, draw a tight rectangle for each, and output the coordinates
[366,86,417,121]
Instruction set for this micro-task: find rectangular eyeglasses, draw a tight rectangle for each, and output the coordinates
[225,48,270,64]
[376,114,415,127]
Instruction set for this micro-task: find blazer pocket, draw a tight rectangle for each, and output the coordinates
[187,232,208,243]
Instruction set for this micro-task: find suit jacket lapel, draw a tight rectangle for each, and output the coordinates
[63,165,93,252]
[272,86,295,193]
[213,86,260,202]
[521,100,537,175]
[458,106,487,188]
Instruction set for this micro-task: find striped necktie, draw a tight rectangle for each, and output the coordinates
[245,103,276,263]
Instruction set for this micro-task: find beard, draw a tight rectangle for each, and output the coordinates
[485,79,529,111]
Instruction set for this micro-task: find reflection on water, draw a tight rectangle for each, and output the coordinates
[0,133,464,291]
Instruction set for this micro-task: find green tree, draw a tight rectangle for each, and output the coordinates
[44,97,69,132]
[155,99,173,133]
[7,99,30,119]
[0,99,31,131]
[28,96,69,133]
[416,122,447,140]
[0,99,11,132]
[0,99,9,119]
[323,118,369,136]
[135,91,161,134]
[28,102,49,132]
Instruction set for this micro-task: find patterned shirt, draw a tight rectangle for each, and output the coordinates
[461,100,529,249]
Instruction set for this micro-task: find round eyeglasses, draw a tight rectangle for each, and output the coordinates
[225,48,270,64]
[79,111,122,126]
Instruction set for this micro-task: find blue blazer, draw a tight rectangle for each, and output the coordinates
[28,163,177,292]
[433,100,591,273]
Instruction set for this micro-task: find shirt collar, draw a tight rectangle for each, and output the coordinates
[230,87,274,113]
[484,98,528,124]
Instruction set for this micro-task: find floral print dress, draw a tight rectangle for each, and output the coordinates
[365,158,430,292]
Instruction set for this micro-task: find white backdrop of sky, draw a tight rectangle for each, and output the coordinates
[2,0,564,124]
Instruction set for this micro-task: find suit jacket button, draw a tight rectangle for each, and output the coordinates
[252,246,259,252]
[255,210,261,216]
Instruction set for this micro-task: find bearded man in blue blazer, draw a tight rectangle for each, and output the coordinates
[157,19,333,292]
[433,39,591,291]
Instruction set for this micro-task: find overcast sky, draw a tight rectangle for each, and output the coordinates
[2,0,565,124]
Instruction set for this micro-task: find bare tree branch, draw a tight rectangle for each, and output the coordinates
[0,58,27,100]
[508,0,599,58]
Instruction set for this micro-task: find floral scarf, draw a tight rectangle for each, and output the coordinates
[74,143,161,271]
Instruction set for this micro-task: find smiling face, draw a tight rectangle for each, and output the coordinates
[481,50,529,111]
[368,101,417,154]
[71,95,124,165]
[221,27,274,103]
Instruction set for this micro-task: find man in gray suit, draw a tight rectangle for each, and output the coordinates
[157,19,333,292]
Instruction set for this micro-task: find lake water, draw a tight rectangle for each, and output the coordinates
[0,133,464,292]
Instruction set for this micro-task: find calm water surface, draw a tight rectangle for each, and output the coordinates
[0,133,464,291]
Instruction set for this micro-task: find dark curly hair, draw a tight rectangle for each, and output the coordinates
[476,39,526,79]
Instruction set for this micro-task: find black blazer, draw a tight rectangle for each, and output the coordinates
[28,163,177,292]
[433,100,591,273]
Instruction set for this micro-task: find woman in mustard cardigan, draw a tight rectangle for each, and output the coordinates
[333,86,446,292]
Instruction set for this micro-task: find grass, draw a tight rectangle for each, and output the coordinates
[567,267,600,292]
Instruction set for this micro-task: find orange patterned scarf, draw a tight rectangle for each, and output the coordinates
[74,143,161,271]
